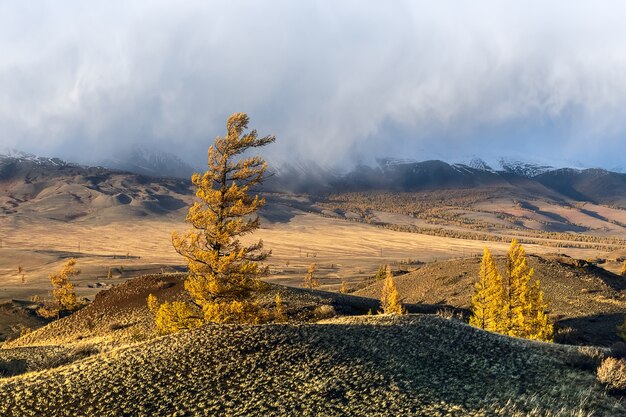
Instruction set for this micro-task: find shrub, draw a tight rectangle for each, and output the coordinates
[436,308,462,321]
[70,344,100,359]
[597,357,626,393]
[313,305,336,320]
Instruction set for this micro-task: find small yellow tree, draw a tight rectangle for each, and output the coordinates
[621,260,626,277]
[274,293,287,323]
[374,264,387,281]
[304,263,319,288]
[469,247,502,331]
[380,265,404,314]
[37,258,80,319]
[147,293,159,313]
[168,113,274,326]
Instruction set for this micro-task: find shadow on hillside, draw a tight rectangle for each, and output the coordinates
[290,287,469,318]
[556,312,623,347]
[585,265,626,291]
[259,194,319,224]
[0,359,27,377]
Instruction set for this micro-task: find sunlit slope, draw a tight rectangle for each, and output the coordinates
[356,255,626,346]
[0,315,621,417]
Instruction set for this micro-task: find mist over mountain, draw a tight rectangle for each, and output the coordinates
[3,2,626,169]
[94,147,199,179]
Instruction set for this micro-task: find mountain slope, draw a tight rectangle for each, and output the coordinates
[0,154,193,221]
[537,168,626,206]
[0,315,619,416]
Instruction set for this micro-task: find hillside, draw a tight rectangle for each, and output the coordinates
[0,315,621,416]
[355,255,626,346]
[4,273,463,349]
[0,153,193,222]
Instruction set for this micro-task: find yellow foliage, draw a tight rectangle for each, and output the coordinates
[469,247,502,331]
[147,294,159,313]
[380,265,405,315]
[274,293,287,323]
[375,265,387,281]
[202,300,269,324]
[469,240,553,342]
[304,263,319,288]
[154,302,203,335]
[171,113,274,313]
[36,305,59,319]
[48,258,80,313]
[621,260,626,277]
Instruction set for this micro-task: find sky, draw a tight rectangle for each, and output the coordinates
[2,1,626,170]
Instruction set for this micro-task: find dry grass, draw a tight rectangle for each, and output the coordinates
[0,315,621,416]
[597,357,626,393]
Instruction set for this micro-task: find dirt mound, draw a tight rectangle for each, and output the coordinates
[4,274,185,348]
[356,255,626,346]
[0,315,620,416]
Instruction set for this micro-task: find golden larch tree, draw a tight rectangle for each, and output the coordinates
[470,240,552,342]
[274,293,287,323]
[380,265,404,315]
[375,264,387,281]
[304,263,319,288]
[524,279,553,341]
[163,112,275,327]
[469,247,502,331]
[502,239,533,336]
[38,258,80,318]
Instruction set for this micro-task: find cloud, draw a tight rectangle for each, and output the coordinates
[2,1,626,169]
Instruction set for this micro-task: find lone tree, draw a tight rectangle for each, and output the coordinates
[304,263,319,288]
[37,258,80,318]
[380,265,404,315]
[163,112,275,329]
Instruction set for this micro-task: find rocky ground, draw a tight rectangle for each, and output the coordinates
[0,315,622,417]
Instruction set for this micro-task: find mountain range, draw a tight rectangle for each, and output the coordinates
[2,150,626,207]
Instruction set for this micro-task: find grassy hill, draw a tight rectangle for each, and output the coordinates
[355,255,626,346]
[0,315,621,417]
[5,272,464,350]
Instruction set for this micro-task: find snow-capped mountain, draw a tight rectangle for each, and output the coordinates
[0,149,71,167]
[497,157,554,178]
